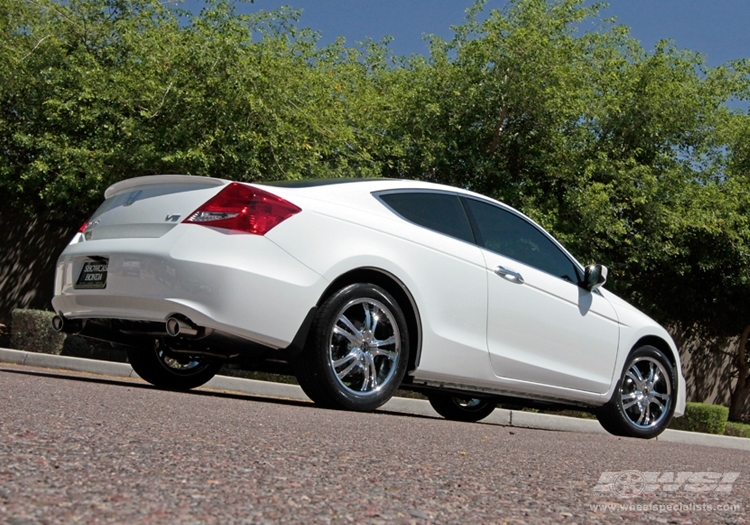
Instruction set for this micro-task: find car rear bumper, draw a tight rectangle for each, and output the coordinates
[51,225,326,349]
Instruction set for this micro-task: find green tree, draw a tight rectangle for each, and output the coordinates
[0,0,393,221]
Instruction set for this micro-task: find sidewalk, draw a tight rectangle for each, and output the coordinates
[2,347,748,451]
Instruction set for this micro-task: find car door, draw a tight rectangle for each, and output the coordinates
[461,197,620,394]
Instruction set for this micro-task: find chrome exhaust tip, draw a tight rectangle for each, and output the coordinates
[51,315,84,334]
[165,316,199,337]
[52,315,64,332]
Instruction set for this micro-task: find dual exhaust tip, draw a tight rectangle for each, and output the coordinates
[52,314,201,338]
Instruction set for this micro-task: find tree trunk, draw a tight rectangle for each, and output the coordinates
[488,106,509,155]
[728,324,750,422]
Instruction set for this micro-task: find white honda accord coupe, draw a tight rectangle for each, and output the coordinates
[51,175,685,438]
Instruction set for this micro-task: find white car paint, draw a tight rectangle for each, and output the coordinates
[51,175,686,419]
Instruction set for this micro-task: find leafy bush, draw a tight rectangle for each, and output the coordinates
[61,335,92,358]
[724,421,750,438]
[669,402,728,435]
[10,309,65,355]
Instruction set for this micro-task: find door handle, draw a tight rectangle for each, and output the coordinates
[494,265,524,283]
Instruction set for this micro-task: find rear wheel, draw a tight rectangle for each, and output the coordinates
[597,345,676,438]
[294,283,409,411]
[428,393,497,422]
[127,341,222,390]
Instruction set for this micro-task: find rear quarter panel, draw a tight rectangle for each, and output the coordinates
[264,192,498,385]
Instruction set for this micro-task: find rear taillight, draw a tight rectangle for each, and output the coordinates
[184,183,301,235]
[79,218,91,233]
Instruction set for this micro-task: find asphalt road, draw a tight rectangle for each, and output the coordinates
[1,365,748,525]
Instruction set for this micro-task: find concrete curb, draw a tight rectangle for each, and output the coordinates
[0,347,137,378]
[2,347,748,451]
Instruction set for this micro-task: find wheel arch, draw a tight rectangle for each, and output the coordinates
[601,333,680,407]
[632,335,677,368]
[317,267,423,374]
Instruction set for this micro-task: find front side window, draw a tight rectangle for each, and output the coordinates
[462,197,581,283]
[378,192,475,243]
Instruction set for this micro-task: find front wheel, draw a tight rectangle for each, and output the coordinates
[428,393,497,422]
[597,345,676,439]
[127,342,222,390]
[294,283,410,412]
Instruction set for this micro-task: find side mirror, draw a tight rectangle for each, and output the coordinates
[584,264,608,291]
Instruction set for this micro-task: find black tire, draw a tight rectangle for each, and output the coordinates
[127,342,222,390]
[294,283,410,412]
[428,393,497,422]
[596,345,677,439]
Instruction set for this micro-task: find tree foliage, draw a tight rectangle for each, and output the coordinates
[2,0,750,417]
[0,0,396,217]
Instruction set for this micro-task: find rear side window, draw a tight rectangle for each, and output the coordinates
[462,197,581,283]
[378,192,475,243]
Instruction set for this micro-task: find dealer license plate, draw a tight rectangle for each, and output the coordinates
[75,258,108,289]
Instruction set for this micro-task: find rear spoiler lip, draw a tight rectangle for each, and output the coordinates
[104,174,228,199]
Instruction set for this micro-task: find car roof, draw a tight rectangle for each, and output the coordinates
[255,177,489,202]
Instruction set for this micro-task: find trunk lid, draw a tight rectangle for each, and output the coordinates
[82,175,228,240]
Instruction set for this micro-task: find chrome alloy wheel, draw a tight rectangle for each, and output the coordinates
[620,356,672,429]
[328,298,401,396]
[156,344,210,375]
[453,397,484,409]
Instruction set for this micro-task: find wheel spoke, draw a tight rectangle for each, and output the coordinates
[636,404,648,425]
[333,325,357,344]
[370,312,380,335]
[336,315,361,341]
[630,365,645,383]
[360,359,371,391]
[370,348,398,360]
[625,371,641,387]
[368,357,378,390]
[647,362,656,383]
[651,397,666,411]
[336,359,359,380]
[333,351,358,369]
[363,304,372,331]
[372,336,396,348]
[159,351,203,372]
